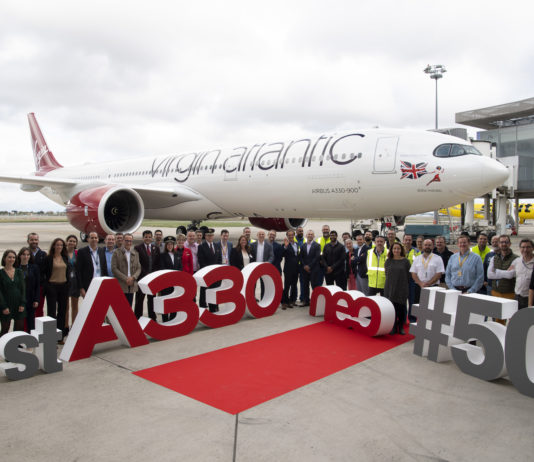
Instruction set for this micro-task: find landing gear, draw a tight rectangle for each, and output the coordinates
[176,221,207,237]
[80,231,88,243]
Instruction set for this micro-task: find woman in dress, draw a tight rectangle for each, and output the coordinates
[384,242,411,335]
[175,234,193,274]
[65,234,80,335]
[16,247,40,333]
[0,250,26,337]
[43,238,70,344]
[230,235,254,270]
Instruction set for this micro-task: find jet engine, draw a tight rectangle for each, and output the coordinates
[248,217,308,232]
[66,185,144,239]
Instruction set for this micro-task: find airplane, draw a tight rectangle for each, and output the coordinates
[440,203,534,224]
[0,113,509,240]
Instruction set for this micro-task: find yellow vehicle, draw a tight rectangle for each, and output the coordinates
[440,203,534,224]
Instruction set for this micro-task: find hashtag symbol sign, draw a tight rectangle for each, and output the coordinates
[411,288,453,362]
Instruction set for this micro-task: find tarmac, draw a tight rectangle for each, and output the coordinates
[1,221,534,461]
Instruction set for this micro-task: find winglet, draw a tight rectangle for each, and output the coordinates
[28,113,63,175]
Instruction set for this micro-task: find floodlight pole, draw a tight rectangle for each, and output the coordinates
[423,64,446,130]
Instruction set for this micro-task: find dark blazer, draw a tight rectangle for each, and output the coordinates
[299,241,321,272]
[198,241,222,268]
[354,245,369,278]
[270,241,284,273]
[282,242,299,274]
[43,254,72,285]
[19,263,40,307]
[32,248,47,283]
[159,251,182,271]
[230,247,254,270]
[76,246,108,292]
[250,241,274,264]
[215,241,233,265]
[321,242,346,275]
[135,243,161,279]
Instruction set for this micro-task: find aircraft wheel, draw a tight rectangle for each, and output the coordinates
[176,225,187,235]
[80,232,88,243]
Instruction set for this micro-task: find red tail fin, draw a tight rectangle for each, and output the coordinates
[28,113,63,174]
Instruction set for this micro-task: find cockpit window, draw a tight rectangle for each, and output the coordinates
[433,143,482,157]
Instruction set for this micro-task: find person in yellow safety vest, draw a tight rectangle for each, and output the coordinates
[243,226,256,244]
[315,224,331,254]
[402,234,420,265]
[315,224,331,286]
[471,232,491,262]
[367,235,387,295]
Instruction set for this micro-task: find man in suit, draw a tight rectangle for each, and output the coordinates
[197,228,222,312]
[134,230,160,320]
[215,229,232,266]
[250,230,274,299]
[76,231,108,297]
[111,233,141,306]
[354,234,370,295]
[27,232,47,317]
[282,230,300,308]
[322,230,347,290]
[298,229,321,306]
[268,230,284,274]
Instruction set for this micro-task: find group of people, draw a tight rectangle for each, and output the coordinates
[1,225,532,342]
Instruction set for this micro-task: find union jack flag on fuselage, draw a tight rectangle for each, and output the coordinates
[400,161,428,180]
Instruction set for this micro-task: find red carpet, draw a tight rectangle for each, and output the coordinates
[134,321,413,414]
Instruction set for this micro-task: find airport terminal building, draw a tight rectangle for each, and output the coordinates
[456,97,534,197]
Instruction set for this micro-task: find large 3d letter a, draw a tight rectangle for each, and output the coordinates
[60,277,148,362]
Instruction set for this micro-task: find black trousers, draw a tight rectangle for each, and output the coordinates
[368,286,383,296]
[135,292,155,320]
[46,282,68,338]
[282,270,299,304]
[325,271,347,290]
[300,269,320,304]
[393,302,407,329]
[199,281,221,312]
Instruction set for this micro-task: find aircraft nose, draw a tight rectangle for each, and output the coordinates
[483,159,509,189]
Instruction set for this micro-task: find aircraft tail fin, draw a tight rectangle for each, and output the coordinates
[28,113,63,174]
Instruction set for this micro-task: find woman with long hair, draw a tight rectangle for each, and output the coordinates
[384,242,410,335]
[15,247,40,333]
[230,235,254,270]
[43,238,71,343]
[0,249,26,337]
[65,234,80,334]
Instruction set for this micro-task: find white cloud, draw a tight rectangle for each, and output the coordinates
[0,0,533,211]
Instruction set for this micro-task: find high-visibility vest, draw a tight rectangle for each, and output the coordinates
[406,248,420,265]
[315,236,330,254]
[367,249,387,289]
[471,245,491,261]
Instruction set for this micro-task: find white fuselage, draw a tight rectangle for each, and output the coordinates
[36,128,509,221]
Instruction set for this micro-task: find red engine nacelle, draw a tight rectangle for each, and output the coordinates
[66,185,144,238]
[248,217,308,232]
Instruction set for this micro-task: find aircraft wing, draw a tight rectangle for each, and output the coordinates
[0,174,78,189]
[0,174,203,208]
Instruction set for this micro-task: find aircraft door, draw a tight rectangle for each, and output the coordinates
[373,136,398,173]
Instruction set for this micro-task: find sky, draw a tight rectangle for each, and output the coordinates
[0,0,532,211]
